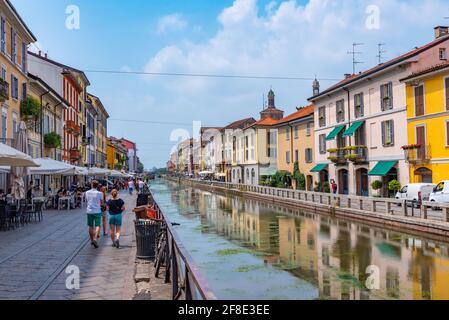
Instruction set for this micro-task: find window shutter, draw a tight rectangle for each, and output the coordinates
[381,121,385,145]
[360,93,364,116]
[380,85,385,111]
[445,78,449,110]
[447,121,449,146]
[415,86,424,116]
[390,120,395,146]
[389,82,393,109]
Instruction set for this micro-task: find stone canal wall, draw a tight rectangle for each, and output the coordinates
[165,176,449,239]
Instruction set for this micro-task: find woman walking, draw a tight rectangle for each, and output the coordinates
[106,189,125,248]
[100,186,108,237]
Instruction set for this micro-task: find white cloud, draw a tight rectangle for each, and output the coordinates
[144,0,448,133]
[156,13,188,34]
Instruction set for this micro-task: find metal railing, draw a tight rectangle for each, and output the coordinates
[170,177,449,224]
[149,190,217,300]
[405,145,431,163]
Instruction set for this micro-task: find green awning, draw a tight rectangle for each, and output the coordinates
[326,125,346,141]
[368,161,398,176]
[310,164,328,173]
[342,121,365,137]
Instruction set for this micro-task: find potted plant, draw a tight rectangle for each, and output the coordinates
[371,180,383,197]
[388,180,402,198]
[44,132,62,149]
[20,96,40,122]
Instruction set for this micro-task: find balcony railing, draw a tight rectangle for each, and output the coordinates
[344,146,368,164]
[327,148,347,165]
[81,136,91,146]
[0,78,9,102]
[65,120,81,135]
[70,148,81,160]
[404,145,431,164]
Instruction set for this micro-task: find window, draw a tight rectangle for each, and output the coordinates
[10,28,16,64]
[440,48,447,60]
[1,109,6,142]
[21,83,27,101]
[306,122,312,136]
[21,42,26,72]
[414,85,424,117]
[336,99,345,123]
[318,106,326,127]
[305,148,313,163]
[380,82,394,111]
[446,121,449,146]
[286,151,290,164]
[286,127,290,141]
[1,64,6,80]
[445,78,449,111]
[354,93,364,118]
[381,120,395,147]
[0,17,5,54]
[267,130,277,158]
[294,126,299,139]
[319,134,327,154]
[295,149,299,162]
[10,75,18,99]
[12,113,16,139]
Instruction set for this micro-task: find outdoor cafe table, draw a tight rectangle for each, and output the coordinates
[58,196,71,211]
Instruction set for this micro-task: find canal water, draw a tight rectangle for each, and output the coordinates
[151,180,449,300]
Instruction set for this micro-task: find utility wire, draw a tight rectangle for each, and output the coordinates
[109,118,192,126]
[28,56,340,82]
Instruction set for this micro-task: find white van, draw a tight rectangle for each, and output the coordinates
[429,181,449,204]
[395,183,436,207]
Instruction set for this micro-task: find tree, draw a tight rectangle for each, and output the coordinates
[388,180,401,193]
[293,162,306,190]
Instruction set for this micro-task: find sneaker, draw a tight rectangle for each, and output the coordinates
[91,240,99,249]
[111,241,116,247]
[115,239,120,248]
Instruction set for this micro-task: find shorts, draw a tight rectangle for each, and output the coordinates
[87,213,102,228]
[109,214,123,226]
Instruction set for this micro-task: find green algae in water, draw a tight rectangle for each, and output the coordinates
[236,264,265,273]
[217,248,251,256]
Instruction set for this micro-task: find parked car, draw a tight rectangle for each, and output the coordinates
[429,181,449,208]
[395,183,436,208]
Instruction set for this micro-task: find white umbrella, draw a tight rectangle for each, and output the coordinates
[109,170,123,177]
[11,121,32,200]
[88,167,111,176]
[29,158,77,176]
[0,144,39,167]
[74,166,88,176]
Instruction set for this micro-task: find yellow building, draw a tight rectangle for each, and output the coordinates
[276,105,315,190]
[401,64,449,183]
[0,0,36,143]
[106,137,115,170]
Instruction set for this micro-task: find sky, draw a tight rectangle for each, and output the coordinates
[11,0,449,168]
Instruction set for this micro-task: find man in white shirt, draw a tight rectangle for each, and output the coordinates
[128,179,134,195]
[138,180,144,193]
[85,180,104,249]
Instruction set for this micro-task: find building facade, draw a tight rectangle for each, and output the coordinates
[401,63,449,184]
[27,73,67,160]
[309,27,449,197]
[276,105,315,190]
[0,0,36,144]
[87,93,109,168]
[28,51,91,165]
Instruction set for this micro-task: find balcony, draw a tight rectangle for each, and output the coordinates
[81,136,91,146]
[65,120,81,135]
[0,78,9,102]
[403,144,431,164]
[344,146,368,164]
[327,148,347,165]
[70,148,81,161]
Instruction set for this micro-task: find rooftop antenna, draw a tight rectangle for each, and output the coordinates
[377,43,387,64]
[347,42,364,74]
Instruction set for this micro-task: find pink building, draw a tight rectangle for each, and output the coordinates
[309,27,449,197]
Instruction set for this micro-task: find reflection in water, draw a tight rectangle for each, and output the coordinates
[153,180,449,300]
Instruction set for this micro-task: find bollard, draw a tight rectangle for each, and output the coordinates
[359,199,363,210]
[444,207,449,223]
[386,202,391,214]
[402,200,408,216]
[422,204,428,220]
[372,200,376,213]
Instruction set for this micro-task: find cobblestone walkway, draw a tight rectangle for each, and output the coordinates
[0,192,145,300]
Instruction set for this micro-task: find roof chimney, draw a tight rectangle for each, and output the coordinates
[38,50,41,56]
[44,53,47,59]
[435,26,449,39]
[344,73,352,79]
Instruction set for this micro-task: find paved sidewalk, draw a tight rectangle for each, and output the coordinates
[0,192,140,300]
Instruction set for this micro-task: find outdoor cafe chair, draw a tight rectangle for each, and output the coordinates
[28,200,44,222]
[0,204,6,231]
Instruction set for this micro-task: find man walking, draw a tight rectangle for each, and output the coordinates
[86,180,104,249]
